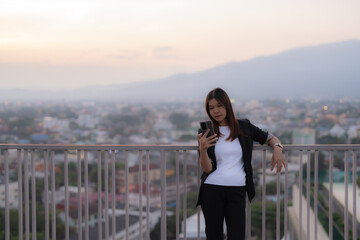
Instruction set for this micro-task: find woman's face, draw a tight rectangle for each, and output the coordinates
[208,99,227,126]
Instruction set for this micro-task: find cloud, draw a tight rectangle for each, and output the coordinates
[111,50,143,60]
[155,54,177,59]
[152,46,177,58]
[153,46,173,53]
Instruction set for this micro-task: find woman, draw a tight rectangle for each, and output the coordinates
[197,88,285,240]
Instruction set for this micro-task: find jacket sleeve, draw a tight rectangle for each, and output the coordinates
[245,119,268,145]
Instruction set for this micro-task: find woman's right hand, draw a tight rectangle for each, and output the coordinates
[197,129,218,152]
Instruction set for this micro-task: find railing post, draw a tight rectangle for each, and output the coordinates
[31,149,37,240]
[344,151,349,240]
[146,150,151,240]
[299,150,303,240]
[183,151,187,240]
[139,150,143,240]
[262,150,266,240]
[84,150,89,240]
[64,150,69,240]
[77,149,82,240]
[44,150,49,240]
[276,165,280,240]
[24,150,30,240]
[314,150,319,240]
[284,150,288,240]
[125,150,129,240]
[160,150,167,240]
[17,149,23,240]
[112,150,116,240]
[97,150,103,240]
[51,150,56,240]
[352,150,357,240]
[4,149,10,240]
[307,150,311,240]
[329,150,333,240]
[196,150,201,240]
[175,150,180,240]
[105,150,109,240]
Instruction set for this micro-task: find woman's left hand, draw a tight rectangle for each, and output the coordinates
[270,148,286,173]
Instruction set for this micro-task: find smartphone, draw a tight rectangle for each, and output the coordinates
[198,122,215,137]
[198,128,208,136]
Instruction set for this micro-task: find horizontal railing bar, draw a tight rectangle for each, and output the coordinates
[1,144,360,150]
[0,144,198,150]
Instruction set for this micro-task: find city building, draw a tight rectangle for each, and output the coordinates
[292,127,316,144]
[0,180,18,209]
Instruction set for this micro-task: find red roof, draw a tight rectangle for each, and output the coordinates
[128,164,159,173]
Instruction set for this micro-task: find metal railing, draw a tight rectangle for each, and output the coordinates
[0,144,359,240]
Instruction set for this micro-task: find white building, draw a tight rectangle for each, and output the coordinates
[153,117,172,131]
[96,130,109,143]
[287,185,329,240]
[0,181,19,209]
[42,186,90,206]
[77,113,98,128]
[292,127,316,144]
[348,125,360,139]
[43,116,70,132]
[329,124,346,137]
[179,212,206,240]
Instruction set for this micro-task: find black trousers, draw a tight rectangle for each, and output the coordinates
[201,184,246,240]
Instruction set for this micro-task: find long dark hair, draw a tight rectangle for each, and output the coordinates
[205,88,244,141]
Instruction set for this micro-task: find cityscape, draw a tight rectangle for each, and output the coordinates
[0,96,360,239]
[1,0,360,239]
[1,96,360,146]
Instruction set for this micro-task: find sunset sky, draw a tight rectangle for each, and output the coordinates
[1,0,359,89]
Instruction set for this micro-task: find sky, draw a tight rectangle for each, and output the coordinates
[1,0,360,90]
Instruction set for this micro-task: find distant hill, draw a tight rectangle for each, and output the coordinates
[1,39,359,101]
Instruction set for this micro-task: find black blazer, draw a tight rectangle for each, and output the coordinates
[196,119,268,206]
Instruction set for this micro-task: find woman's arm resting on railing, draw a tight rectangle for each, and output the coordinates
[268,136,286,173]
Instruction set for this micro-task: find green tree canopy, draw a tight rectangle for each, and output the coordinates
[169,113,191,130]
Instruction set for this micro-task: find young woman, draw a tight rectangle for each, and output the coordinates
[197,88,285,240]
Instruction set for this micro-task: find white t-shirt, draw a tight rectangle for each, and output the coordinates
[204,126,246,186]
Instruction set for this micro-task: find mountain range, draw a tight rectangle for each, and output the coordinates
[1,39,359,101]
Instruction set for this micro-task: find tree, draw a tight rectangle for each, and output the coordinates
[351,137,360,144]
[302,152,327,181]
[150,191,198,239]
[317,135,346,144]
[251,201,284,240]
[178,134,196,142]
[169,113,191,130]
[107,114,141,127]
[89,164,105,191]
[259,181,284,195]
[150,214,177,240]
[276,131,292,144]
[55,162,78,188]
